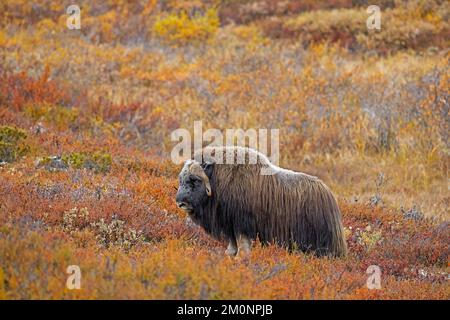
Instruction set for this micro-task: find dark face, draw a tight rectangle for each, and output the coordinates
[175,161,213,214]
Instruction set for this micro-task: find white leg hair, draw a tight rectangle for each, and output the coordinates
[225,237,238,256]
[237,234,251,257]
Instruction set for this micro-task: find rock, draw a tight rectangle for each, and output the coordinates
[38,156,69,172]
[402,206,424,221]
[32,122,46,134]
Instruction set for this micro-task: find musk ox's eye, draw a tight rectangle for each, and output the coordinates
[189,176,200,183]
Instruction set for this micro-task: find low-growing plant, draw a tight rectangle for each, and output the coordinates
[263,5,449,53]
[24,103,79,130]
[62,207,145,251]
[356,226,383,250]
[91,217,145,251]
[153,8,219,45]
[37,152,112,173]
[62,207,90,233]
[0,126,30,163]
[62,152,112,173]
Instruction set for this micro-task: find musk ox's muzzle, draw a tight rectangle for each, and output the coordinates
[175,194,191,211]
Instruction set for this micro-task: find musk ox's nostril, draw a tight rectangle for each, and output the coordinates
[177,201,188,208]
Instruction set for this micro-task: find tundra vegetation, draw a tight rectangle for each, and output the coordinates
[0,0,448,299]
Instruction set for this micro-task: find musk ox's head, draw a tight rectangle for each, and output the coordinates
[176,160,214,214]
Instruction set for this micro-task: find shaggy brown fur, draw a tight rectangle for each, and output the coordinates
[183,146,347,257]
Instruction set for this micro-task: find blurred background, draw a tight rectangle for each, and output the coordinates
[2,0,448,216]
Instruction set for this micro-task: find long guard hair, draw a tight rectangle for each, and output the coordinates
[190,146,347,257]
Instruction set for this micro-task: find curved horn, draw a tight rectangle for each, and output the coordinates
[188,162,212,196]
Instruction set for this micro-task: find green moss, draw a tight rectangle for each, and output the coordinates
[61,151,112,173]
[37,156,54,166]
[0,126,30,163]
[90,152,112,173]
[62,152,86,169]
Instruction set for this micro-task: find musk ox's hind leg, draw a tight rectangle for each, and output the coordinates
[225,237,238,256]
[296,180,348,257]
[236,234,252,257]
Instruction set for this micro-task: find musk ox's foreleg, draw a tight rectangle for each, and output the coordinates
[236,235,251,257]
[225,237,238,256]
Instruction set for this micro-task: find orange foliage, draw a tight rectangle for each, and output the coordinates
[0,0,448,300]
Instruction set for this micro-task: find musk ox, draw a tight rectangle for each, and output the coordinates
[175,146,347,257]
